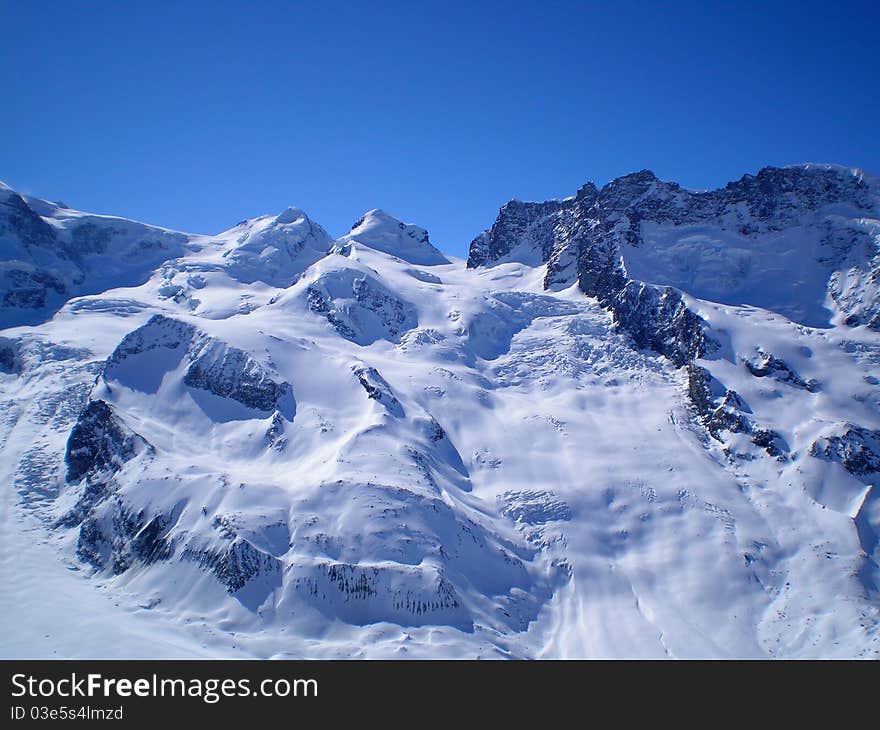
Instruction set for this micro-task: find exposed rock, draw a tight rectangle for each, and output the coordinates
[265,412,287,452]
[106,313,195,366]
[469,165,880,364]
[291,559,466,628]
[0,337,18,374]
[467,197,568,268]
[744,349,819,391]
[64,400,150,484]
[183,339,293,414]
[686,365,749,437]
[306,269,418,345]
[1,269,67,310]
[612,283,715,366]
[76,507,174,574]
[0,188,57,249]
[686,364,787,457]
[106,314,295,416]
[0,186,189,326]
[749,428,788,458]
[471,166,875,272]
[182,538,281,595]
[810,424,880,476]
[353,366,404,417]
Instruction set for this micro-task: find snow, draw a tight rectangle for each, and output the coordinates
[623,223,839,327]
[337,209,450,265]
[1,178,879,659]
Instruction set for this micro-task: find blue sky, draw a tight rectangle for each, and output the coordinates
[2,0,878,257]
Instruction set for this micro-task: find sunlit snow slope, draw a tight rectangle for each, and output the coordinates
[1,165,879,658]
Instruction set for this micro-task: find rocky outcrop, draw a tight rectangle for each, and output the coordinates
[467,197,568,268]
[182,538,281,595]
[59,398,164,573]
[744,349,819,391]
[0,186,57,249]
[64,400,150,484]
[611,282,714,366]
[306,269,417,345]
[468,165,880,354]
[105,314,295,415]
[686,365,749,438]
[264,412,287,452]
[0,337,18,374]
[76,507,174,575]
[353,365,404,417]
[290,559,466,628]
[468,171,728,366]
[468,166,878,463]
[686,364,787,457]
[471,166,875,272]
[0,184,190,327]
[106,313,194,366]
[2,269,67,310]
[183,338,293,413]
[810,424,880,476]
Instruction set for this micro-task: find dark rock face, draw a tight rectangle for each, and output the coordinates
[686,364,788,458]
[290,558,467,628]
[183,342,293,413]
[59,317,296,594]
[749,428,788,458]
[810,425,880,476]
[64,400,149,484]
[106,314,295,416]
[468,170,733,365]
[744,350,819,392]
[76,508,174,574]
[66,222,116,259]
[60,399,163,573]
[1,269,67,309]
[468,165,878,459]
[265,412,287,452]
[612,283,714,366]
[183,539,280,595]
[0,186,189,326]
[353,366,404,417]
[467,198,568,268]
[470,166,874,273]
[0,337,18,374]
[687,365,748,437]
[469,166,879,361]
[106,313,194,365]
[0,189,57,249]
[306,270,418,345]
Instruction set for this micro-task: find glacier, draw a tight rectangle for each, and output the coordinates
[1,164,879,659]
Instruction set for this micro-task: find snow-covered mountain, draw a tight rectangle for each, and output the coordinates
[1,164,879,659]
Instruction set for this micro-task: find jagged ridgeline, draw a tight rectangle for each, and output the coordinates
[1,165,879,658]
[469,165,880,335]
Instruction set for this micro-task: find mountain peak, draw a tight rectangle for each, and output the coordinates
[216,205,333,287]
[275,206,310,225]
[340,209,449,265]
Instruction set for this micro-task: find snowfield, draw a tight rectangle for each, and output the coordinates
[1,165,879,658]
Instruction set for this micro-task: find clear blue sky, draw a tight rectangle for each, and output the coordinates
[2,1,878,257]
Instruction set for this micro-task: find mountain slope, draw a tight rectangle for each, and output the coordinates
[1,166,879,658]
